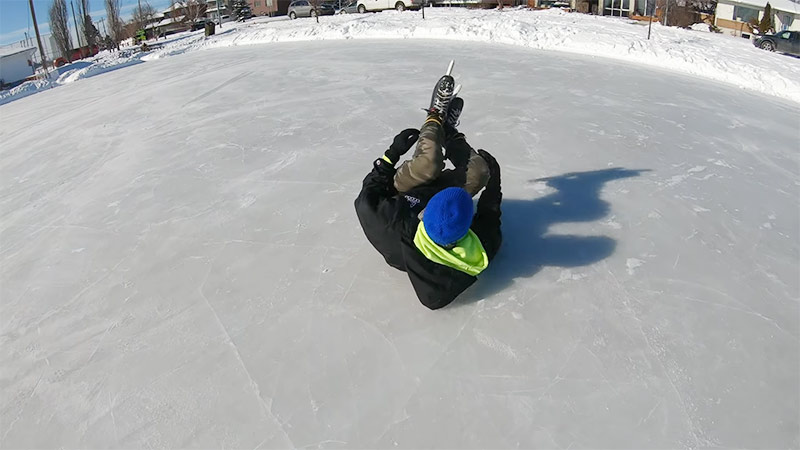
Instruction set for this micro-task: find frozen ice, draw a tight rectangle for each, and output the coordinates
[1,39,798,448]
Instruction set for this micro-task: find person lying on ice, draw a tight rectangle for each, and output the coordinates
[354,76,503,310]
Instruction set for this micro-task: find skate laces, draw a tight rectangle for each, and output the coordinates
[431,84,454,116]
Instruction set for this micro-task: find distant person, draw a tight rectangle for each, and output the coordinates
[354,73,503,310]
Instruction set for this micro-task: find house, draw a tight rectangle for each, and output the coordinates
[141,12,165,38]
[247,0,291,16]
[714,0,800,37]
[0,47,37,88]
[147,2,207,36]
[431,0,513,6]
[205,0,232,21]
[533,0,654,17]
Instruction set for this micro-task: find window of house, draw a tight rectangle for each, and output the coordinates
[733,5,759,23]
[255,0,260,5]
[603,0,630,17]
[780,14,793,30]
[633,0,654,16]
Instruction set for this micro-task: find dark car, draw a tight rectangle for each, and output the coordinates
[753,30,800,56]
[190,19,208,31]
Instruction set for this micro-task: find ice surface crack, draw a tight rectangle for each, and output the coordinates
[198,259,294,447]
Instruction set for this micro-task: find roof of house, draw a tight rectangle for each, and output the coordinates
[719,0,800,14]
[162,2,186,13]
[154,14,186,27]
[0,47,37,59]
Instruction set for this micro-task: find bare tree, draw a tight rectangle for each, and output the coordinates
[83,16,101,47]
[132,0,157,32]
[105,0,123,48]
[77,0,99,47]
[49,0,73,63]
[183,0,207,26]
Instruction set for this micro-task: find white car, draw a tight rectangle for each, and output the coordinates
[356,0,421,12]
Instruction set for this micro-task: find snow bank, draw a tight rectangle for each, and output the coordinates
[0,79,54,106]
[3,9,799,105]
[203,9,800,103]
[0,31,200,106]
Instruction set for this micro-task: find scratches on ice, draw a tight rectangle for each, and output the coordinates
[198,259,295,448]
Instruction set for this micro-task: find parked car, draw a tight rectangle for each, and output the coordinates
[288,0,336,18]
[356,0,420,12]
[337,0,360,13]
[753,30,800,56]
[190,19,209,31]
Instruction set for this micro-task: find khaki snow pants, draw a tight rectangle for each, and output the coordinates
[393,119,490,196]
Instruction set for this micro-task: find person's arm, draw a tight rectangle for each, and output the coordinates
[354,128,419,213]
[355,157,398,213]
[471,149,502,261]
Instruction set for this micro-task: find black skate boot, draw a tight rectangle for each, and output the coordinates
[446,96,463,129]
[426,74,456,124]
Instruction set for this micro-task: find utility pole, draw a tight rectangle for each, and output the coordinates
[137,0,143,30]
[28,0,49,77]
[71,1,82,49]
[216,0,223,28]
[663,0,669,25]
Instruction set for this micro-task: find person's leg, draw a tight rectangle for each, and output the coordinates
[394,116,446,193]
[445,132,489,197]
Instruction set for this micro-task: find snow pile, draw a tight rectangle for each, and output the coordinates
[3,8,800,105]
[0,31,202,106]
[689,22,713,32]
[202,9,800,103]
[0,78,54,105]
[56,54,145,84]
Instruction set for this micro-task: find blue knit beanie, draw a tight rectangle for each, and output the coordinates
[423,187,474,246]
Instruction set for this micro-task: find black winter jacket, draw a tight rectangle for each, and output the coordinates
[354,157,502,310]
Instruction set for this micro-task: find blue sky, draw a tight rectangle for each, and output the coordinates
[0,0,172,46]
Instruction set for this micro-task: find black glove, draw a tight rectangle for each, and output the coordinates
[445,145,470,169]
[383,128,420,165]
[478,149,500,189]
[444,133,470,169]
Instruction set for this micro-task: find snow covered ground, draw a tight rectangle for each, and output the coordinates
[1,33,798,450]
[2,8,800,106]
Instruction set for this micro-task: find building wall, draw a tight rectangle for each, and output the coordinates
[716,2,735,20]
[0,51,36,85]
[250,0,277,15]
[251,0,290,16]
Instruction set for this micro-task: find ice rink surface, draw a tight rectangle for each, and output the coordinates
[1,40,798,448]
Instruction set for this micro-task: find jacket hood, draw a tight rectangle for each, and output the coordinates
[413,222,488,276]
